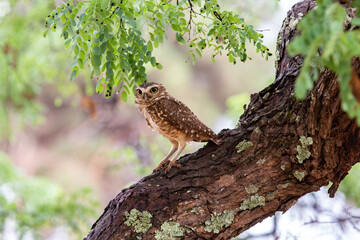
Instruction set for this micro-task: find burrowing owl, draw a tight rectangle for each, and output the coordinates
[135,82,218,172]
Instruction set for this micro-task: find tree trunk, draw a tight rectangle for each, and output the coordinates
[85,1,360,239]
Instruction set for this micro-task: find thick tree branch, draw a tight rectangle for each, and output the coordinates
[85,1,360,239]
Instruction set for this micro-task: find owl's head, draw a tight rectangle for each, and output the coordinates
[134,82,167,105]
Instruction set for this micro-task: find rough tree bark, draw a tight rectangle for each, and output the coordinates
[85,1,360,239]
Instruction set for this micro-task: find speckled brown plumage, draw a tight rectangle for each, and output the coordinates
[147,97,217,141]
[134,82,218,172]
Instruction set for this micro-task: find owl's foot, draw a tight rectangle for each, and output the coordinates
[164,160,181,172]
[153,159,170,172]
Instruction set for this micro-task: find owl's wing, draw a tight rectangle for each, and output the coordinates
[152,97,217,142]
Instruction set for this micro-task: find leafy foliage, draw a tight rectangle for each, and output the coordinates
[226,93,250,125]
[0,152,99,239]
[0,0,89,141]
[339,163,360,207]
[288,0,360,125]
[107,145,152,176]
[44,0,271,100]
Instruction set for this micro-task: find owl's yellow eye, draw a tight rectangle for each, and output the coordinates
[150,87,158,93]
[136,89,142,95]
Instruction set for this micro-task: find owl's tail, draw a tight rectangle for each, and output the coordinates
[211,138,222,145]
[203,135,221,145]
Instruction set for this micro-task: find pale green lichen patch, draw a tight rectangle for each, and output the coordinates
[245,184,259,194]
[256,158,266,165]
[236,140,253,153]
[263,93,270,100]
[266,190,278,200]
[293,170,306,181]
[204,210,234,233]
[155,221,184,240]
[240,194,266,210]
[296,136,313,163]
[288,14,303,30]
[277,183,291,189]
[190,206,204,215]
[280,165,286,171]
[124,209,152,234]
[299,136,313,146]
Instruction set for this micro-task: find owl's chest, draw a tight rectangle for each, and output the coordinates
[143,107,161,132]
[138,105,180,138]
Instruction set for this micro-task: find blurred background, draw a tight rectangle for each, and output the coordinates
[0,0,359,239]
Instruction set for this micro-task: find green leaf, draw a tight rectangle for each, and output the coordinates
[156,63,163,70]
[93,46,101,55]
[228,54,234,63]
[92,55,102,67]
[69,18,76,26]
[74,44,79,55]
[62,30,69,39]
[80,30,88,40]
[191,53,196,65]
[70,67,78,82]
[211,54,216,63]
[121,91,127,102]
[96,79,104,93]
[195,48,202,58]
[100,43,107,54]
[43,29,49,38]
[52,24,57,32]
[79,50,85,60]
[139,66,146,75]
[65,39,71,48]
[76,36,83,45]
[101,0,110,9]
[171,24,180,31]
[150,57,156,67]
[147,41,153,52]
[93,65,101,76]
[82,42,89,52]
[60,14,66,24]
[175,32,185,45]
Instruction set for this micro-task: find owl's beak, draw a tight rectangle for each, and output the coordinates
[144,93,150,100]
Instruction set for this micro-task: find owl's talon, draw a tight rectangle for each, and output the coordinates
[164,161,181,172]
[153,159,170,172]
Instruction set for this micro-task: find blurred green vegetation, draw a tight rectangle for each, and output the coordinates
[0,0,98,238]
[0,0,94,142]
[0,152,98,239]
[107,145,152,176]
[226,93,250,125]
[339,163,360,207]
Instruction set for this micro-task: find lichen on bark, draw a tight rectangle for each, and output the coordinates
[240,194,266,210]
[154,221,185,240]
[204,210,235,233]
[296,136,313,163]
[236,140,253,153]
[124,209,152,234]
[245,184,259,194]
[293,170,306,181]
